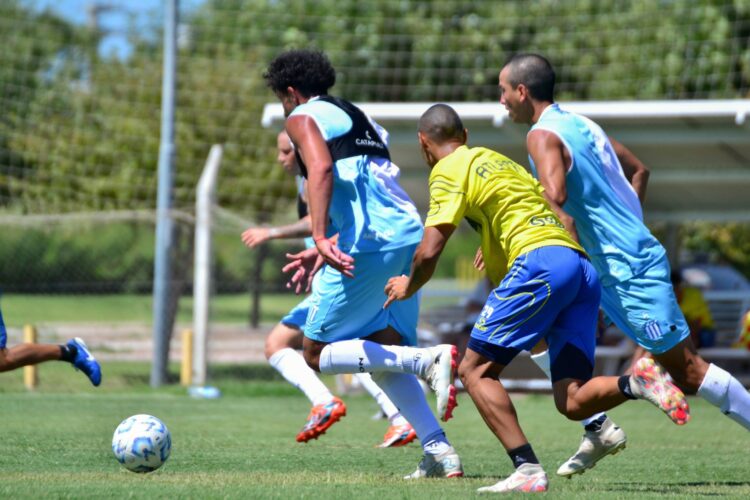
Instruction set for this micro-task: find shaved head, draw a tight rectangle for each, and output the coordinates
[418,104,466,145]
[503,53,555,102]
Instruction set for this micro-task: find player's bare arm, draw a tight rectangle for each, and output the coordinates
[241,215,312,248]
[473,246,485,271]
[527,129,580,242]
[384,224,454,308]
[286,114,354,276]
[609,137,650,203]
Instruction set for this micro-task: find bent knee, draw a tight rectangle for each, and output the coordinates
[553,399,586,420]
[303,350,321,372]
[556,406,587,421]
[264,336,285,360]
[664,362,708,393]
[457,362,471,384]
[457,359,480,387]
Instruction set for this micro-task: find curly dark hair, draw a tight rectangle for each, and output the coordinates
[264,50,336,97]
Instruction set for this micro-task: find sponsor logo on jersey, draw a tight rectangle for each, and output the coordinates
[355,130,386,149]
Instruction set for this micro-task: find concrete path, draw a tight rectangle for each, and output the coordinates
[5,323,270,363]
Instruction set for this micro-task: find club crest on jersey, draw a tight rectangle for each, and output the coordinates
[643,320,662,340]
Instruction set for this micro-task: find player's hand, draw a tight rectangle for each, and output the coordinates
[383,275,410,309]
[473,247,485,271]
[241,227,272,248]
[314,238,355,278]
[282,247,322,294]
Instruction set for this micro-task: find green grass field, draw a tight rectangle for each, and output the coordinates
[0,293,460,326]
[1,362,748,498]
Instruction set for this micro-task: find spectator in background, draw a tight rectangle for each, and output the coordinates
[672,270,716,349]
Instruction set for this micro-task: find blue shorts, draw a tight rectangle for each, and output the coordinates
[281,296,312,329]
[467,246,600,382]
[280,272,322,329]
[0,307,6,349]
[304,244,419,347]
[601,253,690,355]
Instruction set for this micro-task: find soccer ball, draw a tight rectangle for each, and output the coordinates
[112,414,172,473]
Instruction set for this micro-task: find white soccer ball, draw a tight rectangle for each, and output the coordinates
[112,414,172,473]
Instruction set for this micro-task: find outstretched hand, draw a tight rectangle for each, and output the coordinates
[314,238,355,278]
[282,247,323,294]
[383,275,410,309]
[241,227,272,248]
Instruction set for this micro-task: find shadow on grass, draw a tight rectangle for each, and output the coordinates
[610,481,750,494]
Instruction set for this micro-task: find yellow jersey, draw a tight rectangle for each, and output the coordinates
[678,286,715,330]
[424,145,584,284]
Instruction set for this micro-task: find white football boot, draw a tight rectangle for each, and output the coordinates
[477,463,548,493]
[404,446,464,479]
[556,417,627,477]
[630,357,690,425]
[423,344,458,421]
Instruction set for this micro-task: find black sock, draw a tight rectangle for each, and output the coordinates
[584,414,608,432]
[60,344,77,363]
[507,443,539,469]
[618,375,637,400]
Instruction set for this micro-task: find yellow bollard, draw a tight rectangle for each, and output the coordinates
[23,325,38,390]
[180,329,193,387]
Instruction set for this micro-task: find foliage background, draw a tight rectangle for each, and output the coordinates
[1,0,749,293]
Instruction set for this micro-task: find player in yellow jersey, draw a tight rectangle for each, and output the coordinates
[384,104,689,494]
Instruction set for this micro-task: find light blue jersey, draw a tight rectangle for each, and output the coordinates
[290,96,423,344]
[529,104,689,353]
[529,104,665,287]
[290,97,423,254]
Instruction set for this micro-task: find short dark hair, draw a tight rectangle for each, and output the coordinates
[418,104,465,144]
[264,49,336,97]
[503,53,555,102]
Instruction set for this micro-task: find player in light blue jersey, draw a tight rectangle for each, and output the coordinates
[499,53,750,476]
[264,50,463,478]
[241,130,417,447]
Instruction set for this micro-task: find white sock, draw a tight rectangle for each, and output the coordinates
[530,350,607,428]
[353,372,404,422]
[268,348,333,406]
[580,412,608,427]
[698,363,750,431]
[370,371,445,446]
[318,340,430,377]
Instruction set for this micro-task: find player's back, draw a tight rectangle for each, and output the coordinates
[529,104,665,286]
[429,145,581,284]
[290,96,422,254]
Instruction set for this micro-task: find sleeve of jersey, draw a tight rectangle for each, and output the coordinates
[424,170,466,228]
